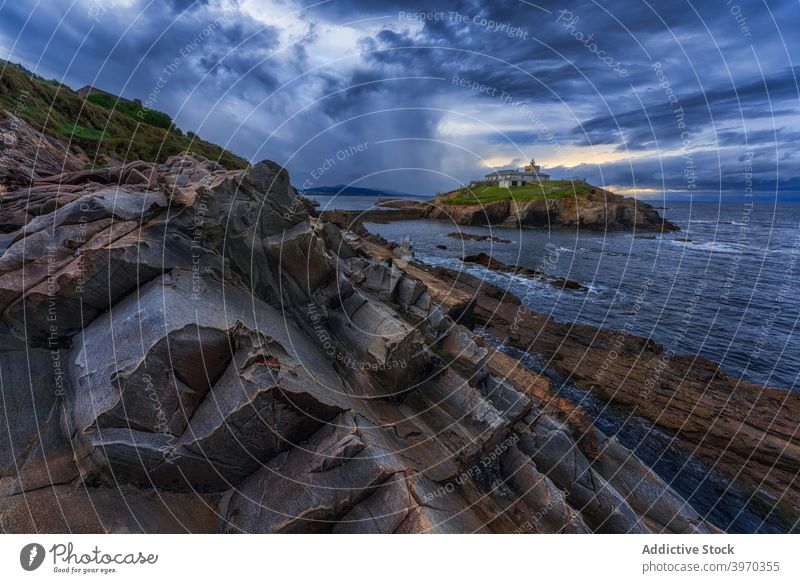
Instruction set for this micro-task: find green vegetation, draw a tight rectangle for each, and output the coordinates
[60,122,104,141]
[85,92,174,131]
[444,181,594,205]
[0,63,248,169]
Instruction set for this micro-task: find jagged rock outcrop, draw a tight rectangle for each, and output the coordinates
[425,187,679,232]
[0,143,743,533]
[0,110,85,192]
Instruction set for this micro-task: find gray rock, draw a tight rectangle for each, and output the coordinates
[65,270,346,490]
[518,415,650,533]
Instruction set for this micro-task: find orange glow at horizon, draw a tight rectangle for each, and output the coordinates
[479,148,653,172]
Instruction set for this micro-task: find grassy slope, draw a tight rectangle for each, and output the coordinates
[0,63,248,170]
[444,181,593,205]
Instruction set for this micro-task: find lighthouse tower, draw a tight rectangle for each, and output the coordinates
[523,158,541,174]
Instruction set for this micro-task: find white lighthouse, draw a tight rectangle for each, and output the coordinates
[476,157,551,188]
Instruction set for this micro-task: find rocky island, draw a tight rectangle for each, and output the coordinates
[425,182,679,232]
[319,181,679,233]
[419,158,678,231]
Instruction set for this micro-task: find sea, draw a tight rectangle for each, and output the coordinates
[310,193,800,533]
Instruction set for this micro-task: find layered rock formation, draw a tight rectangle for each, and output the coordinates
[425,187,679,232]
[395,259,800,529]
[0,147,726,533]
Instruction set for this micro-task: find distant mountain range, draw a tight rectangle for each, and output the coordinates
[299,185,418,197]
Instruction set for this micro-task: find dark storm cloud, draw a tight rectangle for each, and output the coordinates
[0,1,279,99]
[573,66,800,150]
[717,128,800,147]
[1,0,798,195]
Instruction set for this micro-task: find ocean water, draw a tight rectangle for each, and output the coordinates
[357,199,800,533]
[307,194,429,211]
[365,200,800,392]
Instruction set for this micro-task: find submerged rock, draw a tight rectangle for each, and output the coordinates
[462,252,588,291]
[447,232,512,244]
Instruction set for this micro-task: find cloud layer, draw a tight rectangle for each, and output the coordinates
[2,0,798,197]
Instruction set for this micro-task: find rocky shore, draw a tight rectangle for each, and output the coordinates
[396,259,800,529]
[2,144,736,533]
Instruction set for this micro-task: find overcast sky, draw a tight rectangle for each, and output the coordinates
[1,0,798,197]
